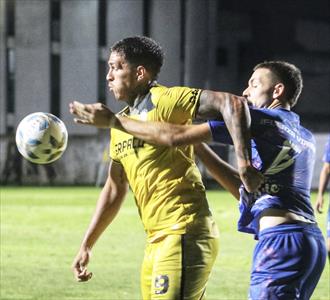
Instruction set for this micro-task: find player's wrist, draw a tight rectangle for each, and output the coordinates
[108,115,117,128]
[237,162,253,173]
[80,238,94,251]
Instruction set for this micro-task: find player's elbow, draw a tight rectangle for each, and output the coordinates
[107,179,128,204]
[324,162,330,175]
[158,133,180,147]
[114,183,129,199]
[157,129,184,147]
[165,133,187,147]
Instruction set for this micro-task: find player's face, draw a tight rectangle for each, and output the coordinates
[106,52,139,102]
[242,68,277,108]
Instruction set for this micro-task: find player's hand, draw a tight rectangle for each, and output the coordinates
[314,195,324,214]
[72,247,93,282]
[239,165,264,193]
[69,101,116,128]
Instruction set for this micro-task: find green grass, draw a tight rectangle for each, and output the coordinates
[0,187,329,300]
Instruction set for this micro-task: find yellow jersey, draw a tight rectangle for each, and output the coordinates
[110,84,218,242]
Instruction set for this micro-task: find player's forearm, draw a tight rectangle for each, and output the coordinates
[197,91,262,192]
[197,91,252,169]
[114,116,175,145]
[194,143,241,199]
[80,178,127,250]
[216,94,262,193]
[115,116,210,146]
[220,94,252,170]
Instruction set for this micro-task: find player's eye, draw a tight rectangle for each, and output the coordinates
[108,64,118,71]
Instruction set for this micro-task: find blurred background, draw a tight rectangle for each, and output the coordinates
[0,0,329,187]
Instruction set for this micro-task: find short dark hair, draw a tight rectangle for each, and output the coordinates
[111,36,164,79]
[254,61,303,107]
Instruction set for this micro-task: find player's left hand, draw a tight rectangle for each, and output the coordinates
[72,247,93,282]
[69,101,116,128]
[239,165,264,193]
[314,195,324,214]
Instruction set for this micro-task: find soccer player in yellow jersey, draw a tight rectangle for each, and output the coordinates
[70,36,261,299]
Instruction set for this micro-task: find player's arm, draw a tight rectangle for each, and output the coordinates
[194,143,241,200]
[72,161,128,282]
[315,162,330,213]
[69,101,211,146]
[69,99,261,192]
[196,90,262,192]
[116,118,212,146]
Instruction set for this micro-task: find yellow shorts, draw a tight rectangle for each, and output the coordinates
[141,234,219,300]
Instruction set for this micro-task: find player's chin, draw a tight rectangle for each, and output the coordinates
[246,99,254,106]
[114,94,126,102]
[111,91,121,101]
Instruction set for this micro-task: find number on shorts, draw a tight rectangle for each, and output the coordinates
[155,275,169,295]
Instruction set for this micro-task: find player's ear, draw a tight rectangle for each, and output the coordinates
[273,83,285,99]
[136,65,147,81]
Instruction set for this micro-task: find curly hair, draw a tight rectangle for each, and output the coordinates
[111,36,164,79]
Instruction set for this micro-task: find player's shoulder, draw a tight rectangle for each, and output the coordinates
[300,125,314,140]
[150,83,200,100]
[249,106,287,119]
[249,107,303,127]
[294,120,315,147]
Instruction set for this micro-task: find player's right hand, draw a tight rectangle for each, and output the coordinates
[239,165,264,193]
[72,247,93,282]
[69,101,116,128]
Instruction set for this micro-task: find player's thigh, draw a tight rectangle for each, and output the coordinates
[151,234,219,300]
[250,224,326,300]
[250,231,303,300]
[300,228,327,299]
[182,234,219,299]
[141,243,154,300]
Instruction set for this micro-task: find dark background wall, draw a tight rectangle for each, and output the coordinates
[0,0,329,185]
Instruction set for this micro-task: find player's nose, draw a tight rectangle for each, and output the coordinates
[106,70,114,81]
[242,87,249,98]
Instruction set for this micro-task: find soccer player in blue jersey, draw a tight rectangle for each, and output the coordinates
[75,61,327,299]
[315,135,330,261]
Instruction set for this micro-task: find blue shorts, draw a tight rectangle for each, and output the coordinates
[249,223,326,300]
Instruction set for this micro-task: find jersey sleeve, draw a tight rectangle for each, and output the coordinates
[249,107,267,132]
[208,120,233,144]
[323,135,330,163]
[155,86,201,123]
[208,107,263,145]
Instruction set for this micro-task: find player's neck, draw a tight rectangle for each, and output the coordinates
[268,99,290,110]
[127,81,156,108]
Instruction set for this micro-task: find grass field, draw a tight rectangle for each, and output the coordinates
[0,187,329,300]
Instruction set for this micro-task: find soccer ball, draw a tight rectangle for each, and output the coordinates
[15,112,68,164]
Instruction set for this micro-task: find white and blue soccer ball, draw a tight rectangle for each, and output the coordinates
[15,112,68,164]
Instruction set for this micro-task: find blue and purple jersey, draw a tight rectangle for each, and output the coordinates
[323,135,330,237]
[323,135,330,163]
[209,107,316,236]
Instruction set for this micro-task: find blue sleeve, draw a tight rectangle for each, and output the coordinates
[323,135,330,163]
[208,107,268,145]
[208,120,233,145]
[249,107,266,134]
